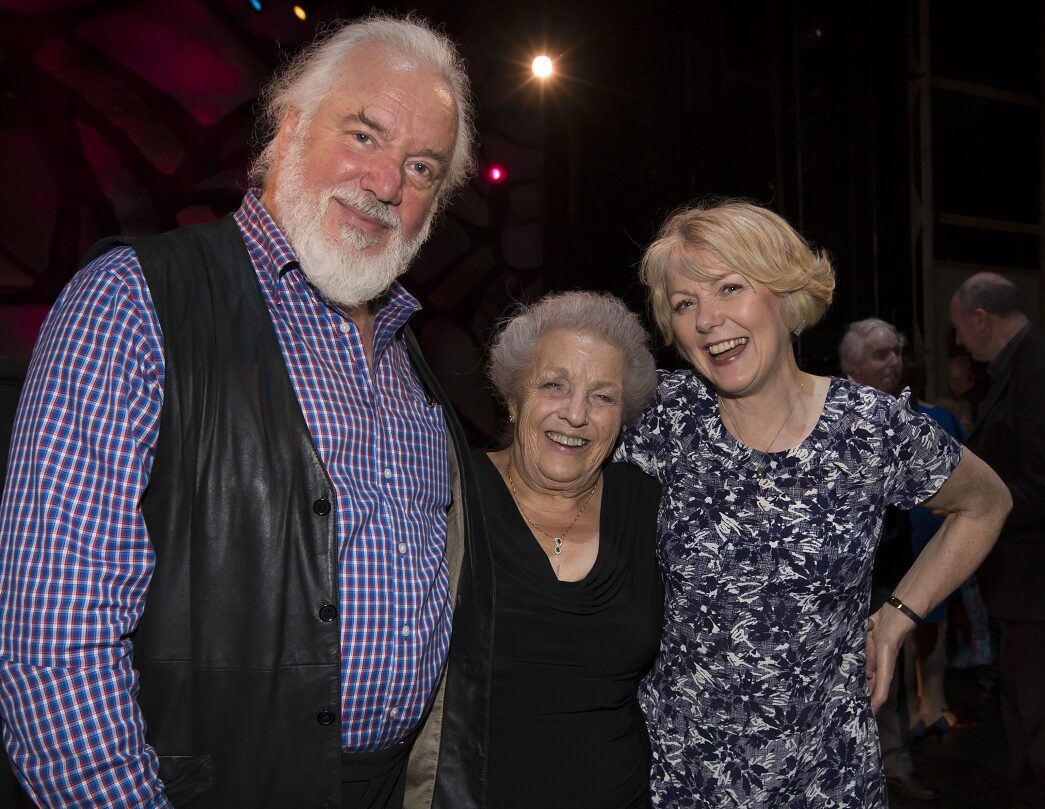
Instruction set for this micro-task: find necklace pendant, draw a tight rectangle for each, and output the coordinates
[553,537,563,555]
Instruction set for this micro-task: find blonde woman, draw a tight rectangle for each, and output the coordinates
[617,200,1010,807]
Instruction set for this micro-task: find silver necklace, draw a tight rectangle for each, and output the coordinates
[718,382,803,479]
[505,460,597,555]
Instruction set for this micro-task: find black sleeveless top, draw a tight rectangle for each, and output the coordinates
[477,452,662,808]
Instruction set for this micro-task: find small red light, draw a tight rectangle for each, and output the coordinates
[487,165,506,182]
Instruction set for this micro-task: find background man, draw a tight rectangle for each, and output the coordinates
[951,273,1045,808]
[840,317,939,802]
[839,317,905,397]
[0,15,487,809]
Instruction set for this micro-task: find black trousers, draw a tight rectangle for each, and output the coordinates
[341,736,416,809]
[999,619,1045,808]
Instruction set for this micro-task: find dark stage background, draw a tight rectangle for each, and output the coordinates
[0,0,1041,444]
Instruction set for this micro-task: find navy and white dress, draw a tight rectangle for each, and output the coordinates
[616,372,962,808]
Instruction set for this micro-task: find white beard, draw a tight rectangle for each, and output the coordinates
[273,138,432,308]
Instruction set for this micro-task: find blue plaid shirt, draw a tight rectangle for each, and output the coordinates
[0,191,453,808]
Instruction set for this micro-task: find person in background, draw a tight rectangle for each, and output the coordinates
[951,272,1045,809]
[619,199,1011,807]
[948,352,989,429]
[0,15,490,809]
[899,349,985,736]
[839,317,939,802]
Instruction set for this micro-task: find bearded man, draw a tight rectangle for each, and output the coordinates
[0,15,489,809]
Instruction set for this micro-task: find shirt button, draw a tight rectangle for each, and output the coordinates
[318,604,338,622]
[397,542,407,555]
[402,625,411,637]
[316,708,336,726]
[388,706,399,718]
[383,467,393,479]
[313,498,331,516]
[339,321,352,334]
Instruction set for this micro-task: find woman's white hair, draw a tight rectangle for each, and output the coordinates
[488,291,657,426]
[250,13,476,207]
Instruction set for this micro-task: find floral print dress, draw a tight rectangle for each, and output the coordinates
[616,372,962,808]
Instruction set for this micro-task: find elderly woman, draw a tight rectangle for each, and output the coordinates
[616,200,1010,807]
[478,291,661,808]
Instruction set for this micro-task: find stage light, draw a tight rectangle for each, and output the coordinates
[531,55,553,79]
[249,0,262,11]
[293,5,307,20]
[487,165,506,183]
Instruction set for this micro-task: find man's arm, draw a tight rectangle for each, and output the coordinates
[0,248,170,808]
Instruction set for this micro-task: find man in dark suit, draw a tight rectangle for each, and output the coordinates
[951,272,1045,808]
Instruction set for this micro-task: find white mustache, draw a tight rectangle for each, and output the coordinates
[328,190,399,231]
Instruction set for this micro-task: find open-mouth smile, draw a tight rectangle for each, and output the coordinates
[707,337,748,356]
[547,431,587,448]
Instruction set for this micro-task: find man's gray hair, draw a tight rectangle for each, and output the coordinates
[955,273,1025,318]
[250,13,476,205]
[488,292,657,426]
[838,317,905,376]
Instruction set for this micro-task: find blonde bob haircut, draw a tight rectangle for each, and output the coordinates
[640,199,836,348]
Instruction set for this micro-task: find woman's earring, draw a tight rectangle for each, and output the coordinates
[509,413,516,424]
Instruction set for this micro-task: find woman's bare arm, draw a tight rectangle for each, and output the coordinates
[867,448,1010,712]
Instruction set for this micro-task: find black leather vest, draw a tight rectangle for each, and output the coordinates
[86,216,342,807]
[83,215,493,809]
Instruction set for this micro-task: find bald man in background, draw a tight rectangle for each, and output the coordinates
[951,272,1045,808]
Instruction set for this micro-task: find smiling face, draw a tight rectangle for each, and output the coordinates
[263,42,458,306]
[849,326,903,394]
[666,251,793,399]
[509,330,625,495]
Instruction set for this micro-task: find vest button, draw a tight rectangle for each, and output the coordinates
[318,604,338,622]
[316,708,336,726]
[313,498,331,516]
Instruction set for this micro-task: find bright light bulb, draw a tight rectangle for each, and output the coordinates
[293,5,306,19]
[532,55,553,79]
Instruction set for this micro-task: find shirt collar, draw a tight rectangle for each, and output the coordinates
[233,189,422,329]
[988,321,1032,380]
[234,188,298,279]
